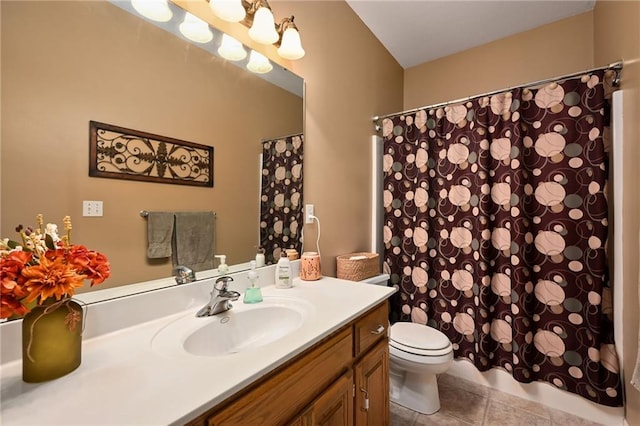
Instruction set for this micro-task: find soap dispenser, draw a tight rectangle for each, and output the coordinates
[243,261,263,304]
[274,250,292,289]
[215,255,228,274]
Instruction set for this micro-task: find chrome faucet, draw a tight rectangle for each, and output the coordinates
[196,276,241,317]
[174,265,196,285]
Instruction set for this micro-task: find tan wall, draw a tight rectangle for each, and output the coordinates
[1,1,302,289]
[272,1,405,276]
[403,11,594,110]
[594,1,640,422]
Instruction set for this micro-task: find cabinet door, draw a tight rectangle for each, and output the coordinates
[288,372,353,426]
[288,407,313,426]
[311,371,354,426]
[206,328,352,425]
[354,340,389,426]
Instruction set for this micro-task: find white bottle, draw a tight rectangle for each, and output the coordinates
[274,251,292,289]
[215,255,228,274]
[255,246,265,268]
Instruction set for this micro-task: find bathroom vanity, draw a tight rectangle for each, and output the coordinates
[0,268,395,425]
[193,301,390,425]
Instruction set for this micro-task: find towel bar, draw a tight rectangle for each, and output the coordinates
[140,210,216,218]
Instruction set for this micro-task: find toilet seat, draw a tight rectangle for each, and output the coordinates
[390,322,453,357]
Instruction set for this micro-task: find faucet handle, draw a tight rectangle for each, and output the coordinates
[214,276,234,291]
[174,265,196,284]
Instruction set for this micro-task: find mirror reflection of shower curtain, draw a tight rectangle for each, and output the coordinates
[259,134,304,265]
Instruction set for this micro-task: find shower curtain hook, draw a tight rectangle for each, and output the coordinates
[612,68,621,87]
[373,117,382,133]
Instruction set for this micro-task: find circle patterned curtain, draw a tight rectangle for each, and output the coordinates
[382,70,622,406]
[260,134,304,264]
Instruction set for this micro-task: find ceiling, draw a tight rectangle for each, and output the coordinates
[345,0,596,69]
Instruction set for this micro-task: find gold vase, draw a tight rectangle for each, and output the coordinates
[22,298,83,383]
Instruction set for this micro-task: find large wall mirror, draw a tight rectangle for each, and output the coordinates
[0,0,304,304]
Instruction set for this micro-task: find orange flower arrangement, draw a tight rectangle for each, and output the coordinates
[0,214,110,319]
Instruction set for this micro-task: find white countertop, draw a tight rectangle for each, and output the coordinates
[0,275,394,425]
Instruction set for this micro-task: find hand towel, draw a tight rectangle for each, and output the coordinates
[146,212,174,259]
[172,211,215,272]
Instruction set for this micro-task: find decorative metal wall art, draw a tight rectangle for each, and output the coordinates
[89,121,213,187]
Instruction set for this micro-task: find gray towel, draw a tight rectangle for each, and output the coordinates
[146,212,174,259]
[172,211,215,272]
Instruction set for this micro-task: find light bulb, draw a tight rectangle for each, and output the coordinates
[248,7,278,44]
[131,0,172,22]
[209,0,246,23]
[247,50,273,74]
[218,34,247,61]
[277,27,305,60]
[179,12,213,44]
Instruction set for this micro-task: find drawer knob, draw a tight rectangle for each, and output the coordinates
[370,324,385,335]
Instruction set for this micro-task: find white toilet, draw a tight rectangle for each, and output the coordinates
[389,321,453,414]
[360,274,454,415]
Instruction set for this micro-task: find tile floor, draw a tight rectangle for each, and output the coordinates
[390,374,606,426]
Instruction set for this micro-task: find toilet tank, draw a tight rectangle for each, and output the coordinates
[359,273,390,286]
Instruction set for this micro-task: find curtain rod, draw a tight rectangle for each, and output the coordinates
[261,132,304,143]
[372,60,623,123]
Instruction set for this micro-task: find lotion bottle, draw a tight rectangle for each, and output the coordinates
[215,255,228,274]
[274,251,292,289]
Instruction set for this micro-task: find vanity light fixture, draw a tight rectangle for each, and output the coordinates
[247,50,273,74]
[131,0,172,22]
[208,0,305,60]
[179,12,214,43]
[209,0,246,23]
[247,1,279,45]
[218,34,247,61]
[277,17,305,60]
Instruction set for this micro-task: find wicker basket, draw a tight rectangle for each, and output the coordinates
[336,252,379,282]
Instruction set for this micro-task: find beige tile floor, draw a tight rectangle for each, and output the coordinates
[390,374,606,426]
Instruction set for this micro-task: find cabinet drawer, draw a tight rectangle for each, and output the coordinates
[353,302,388,357]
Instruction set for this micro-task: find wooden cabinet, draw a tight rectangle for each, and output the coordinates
[354,302,389,357]
[187,302,389,426]
[205,328,352,426]
[354,340,389,426]
[292,371,354,426]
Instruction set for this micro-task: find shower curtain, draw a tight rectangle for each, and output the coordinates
[260,134,304,264]
[381,70,622,406]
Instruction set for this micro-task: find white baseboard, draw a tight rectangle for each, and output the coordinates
[447,359,624,425]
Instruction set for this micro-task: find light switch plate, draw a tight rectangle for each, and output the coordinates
[305,204,314,224]
[83,201,103,217]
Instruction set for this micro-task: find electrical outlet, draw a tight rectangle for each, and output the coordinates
[305,204,314,224]
[83,201,103,217]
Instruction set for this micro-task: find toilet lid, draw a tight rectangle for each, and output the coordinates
[390,322,451,355]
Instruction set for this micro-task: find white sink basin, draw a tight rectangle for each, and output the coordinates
[152,296,312,358]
